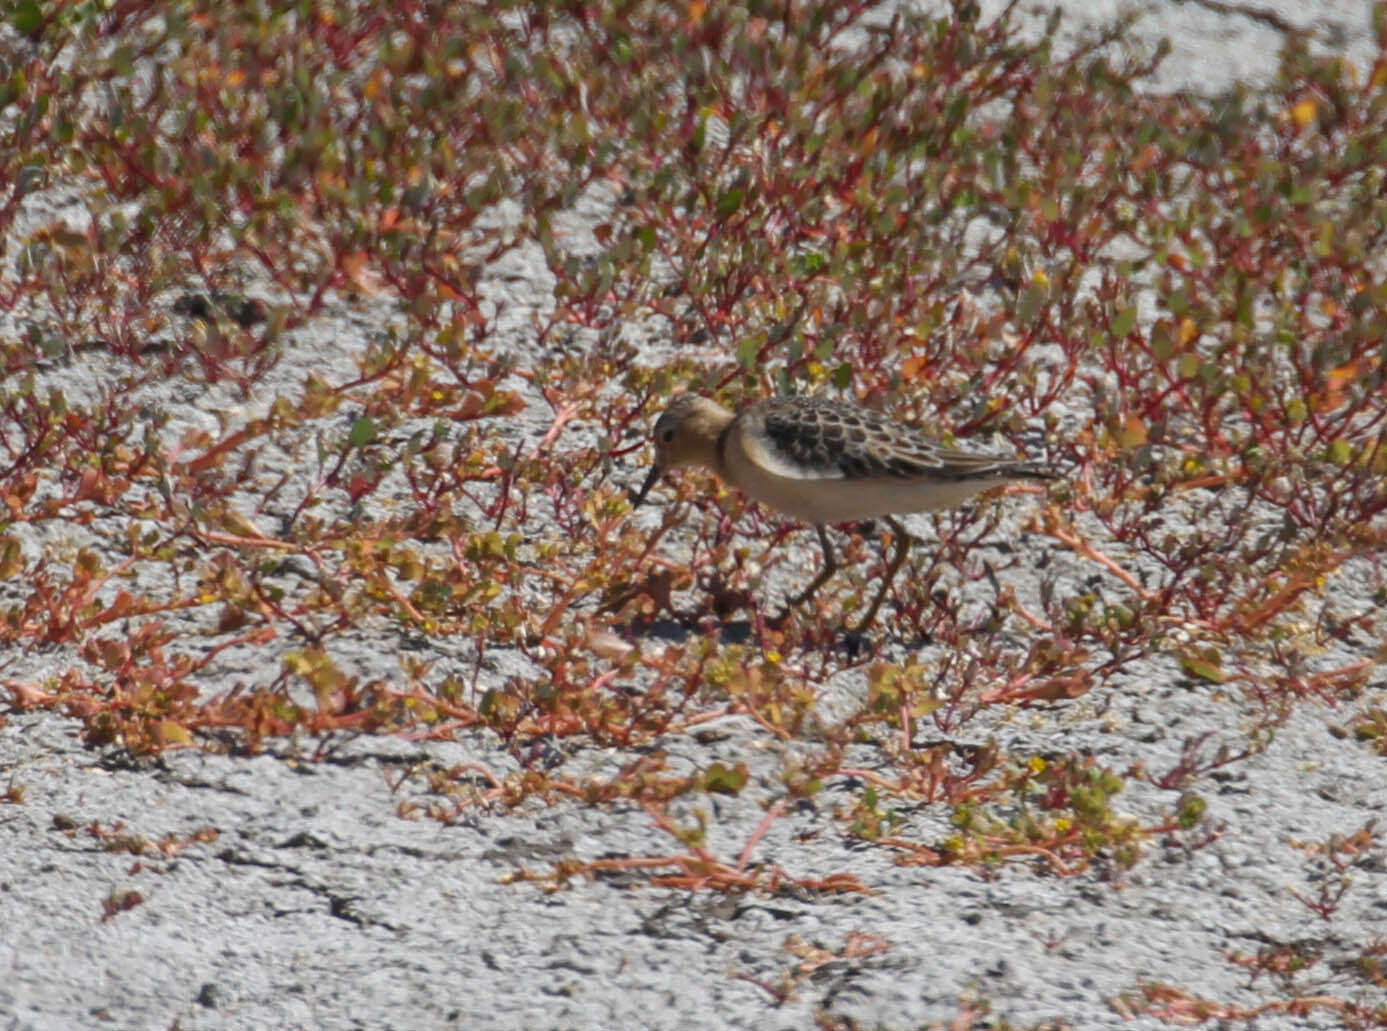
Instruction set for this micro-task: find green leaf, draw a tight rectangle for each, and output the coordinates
[1150,323,1174,360]
[1177,793,1208,829]
[715,188,743,217]
[1110,307,1136,339]
[349,417,377,448]
[10,0,42,36]
[790,249,826,277]
[737,334,761,369]
[1016,286,1045,324]
[703,762,748,795]
[1178,650,1227,684]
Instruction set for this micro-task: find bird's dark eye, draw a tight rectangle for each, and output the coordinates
[660,428,676,444]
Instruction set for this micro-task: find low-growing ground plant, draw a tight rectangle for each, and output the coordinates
[2,0,1386,1024]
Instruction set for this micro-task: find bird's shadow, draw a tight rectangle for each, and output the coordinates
[616,613,889,660]
[616,615,757,646]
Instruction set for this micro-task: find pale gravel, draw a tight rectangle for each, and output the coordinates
[3,4,1387,1030]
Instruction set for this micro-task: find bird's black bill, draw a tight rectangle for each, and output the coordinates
[631,465,663,508]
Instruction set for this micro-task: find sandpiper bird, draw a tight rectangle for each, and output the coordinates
[633,394,1056,630]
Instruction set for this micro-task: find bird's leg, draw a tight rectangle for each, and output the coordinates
[784,524,837,613]
[852,515,910,633]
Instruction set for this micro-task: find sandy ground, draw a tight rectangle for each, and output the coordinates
[2,2,1385,1030]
